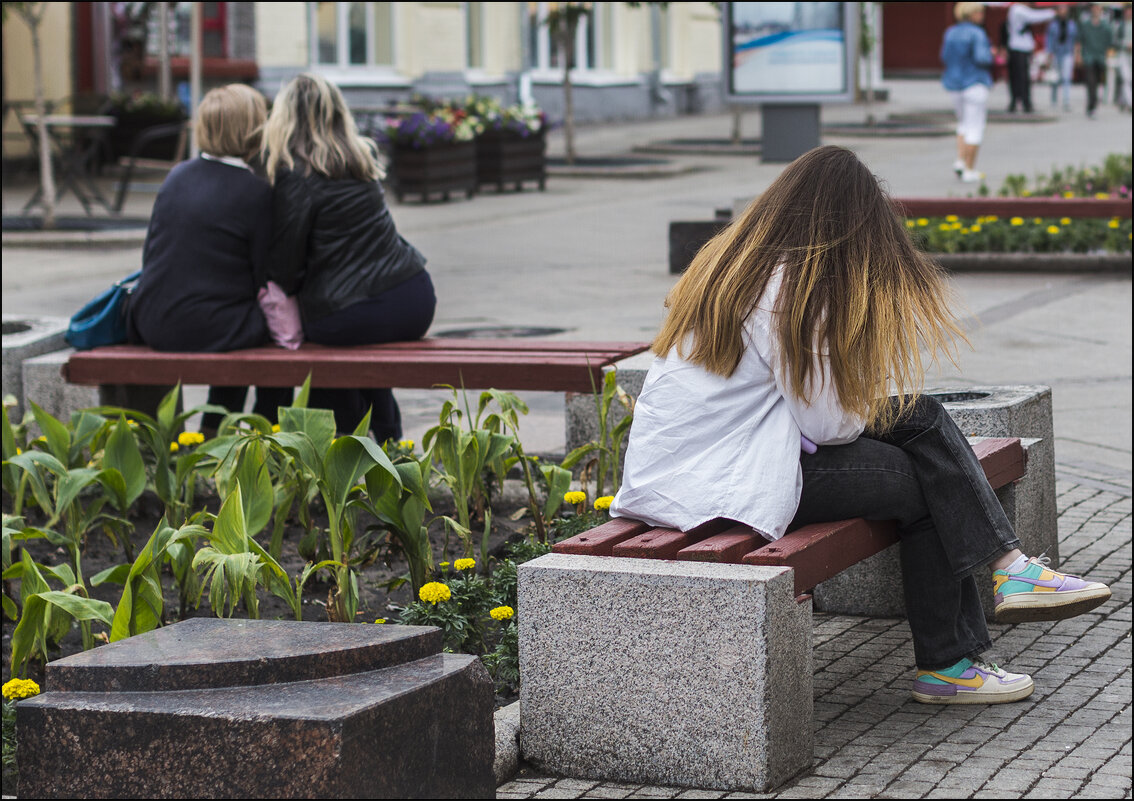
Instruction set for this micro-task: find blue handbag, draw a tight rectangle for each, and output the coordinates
[65,269,142,350]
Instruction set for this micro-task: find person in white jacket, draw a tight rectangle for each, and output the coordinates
[1005,2,1057,112]
[612,145,1110,705]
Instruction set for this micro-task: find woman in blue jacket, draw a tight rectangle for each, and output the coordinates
[1045,5,1078,111]
[941,2,994,182]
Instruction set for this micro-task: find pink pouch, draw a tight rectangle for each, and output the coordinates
[257,281,304,350]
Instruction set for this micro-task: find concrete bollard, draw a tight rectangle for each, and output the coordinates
[2,315,69,421]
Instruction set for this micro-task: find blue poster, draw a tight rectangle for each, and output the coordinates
[728,2,848,96]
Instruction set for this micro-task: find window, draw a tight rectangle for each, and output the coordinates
[310,2,395,69]
[467,2,485,70]
[528,2,603,73]
[145,3,228,59]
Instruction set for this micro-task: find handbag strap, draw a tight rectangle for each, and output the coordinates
[117,269,143,288]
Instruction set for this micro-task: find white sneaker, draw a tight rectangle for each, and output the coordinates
[961,168,984,183]
[912,659,1034,704]
[953,159,965,176]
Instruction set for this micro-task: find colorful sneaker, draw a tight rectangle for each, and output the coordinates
[912,659,1034,705]
[993,556,1111,624]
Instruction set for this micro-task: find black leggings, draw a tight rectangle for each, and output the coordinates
[303,270,437,441]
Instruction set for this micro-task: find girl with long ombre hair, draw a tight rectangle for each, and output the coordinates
[610,145,1110,705]
[262,73,435,441]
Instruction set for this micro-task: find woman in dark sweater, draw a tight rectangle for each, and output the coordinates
[262,73,435,441]
[128,84,291,428]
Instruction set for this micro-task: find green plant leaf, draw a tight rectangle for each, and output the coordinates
[278,406,336,462]
[323,435,400,516]
[104,416,147,507]
[29,401,71,465]
[560,441,600,470]
[156,383,182,438]
[293,373,312,409]
[91,563,131,586]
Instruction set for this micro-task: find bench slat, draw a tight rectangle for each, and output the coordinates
[676,526,765,563]
[64,342,645,393]
[972,437,1027,489]
[552,518,653,556]
[611,518,734,560]
[743,518,900,598]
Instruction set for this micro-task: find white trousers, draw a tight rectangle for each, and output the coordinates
[952,83,990,145]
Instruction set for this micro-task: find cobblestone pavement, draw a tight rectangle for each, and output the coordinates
[497,469,1133,800]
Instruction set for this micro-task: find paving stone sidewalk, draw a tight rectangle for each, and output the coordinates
[498,470,1132,800]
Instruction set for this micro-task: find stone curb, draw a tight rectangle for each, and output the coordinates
[2,229,147,249]
[494,700,522,785]
[546,162,705,180]
[633,141,762,156]
[935,252,1132,272]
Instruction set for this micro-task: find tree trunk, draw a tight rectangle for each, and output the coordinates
[22,5,56,228]
[561,23,577,165]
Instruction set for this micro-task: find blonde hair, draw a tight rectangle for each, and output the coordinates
[653,146,967,433]
[195,84,267,161]
[954,2,984,22]
[262,73,382,183]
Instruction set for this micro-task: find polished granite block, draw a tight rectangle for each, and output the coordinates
[18,619,495,799]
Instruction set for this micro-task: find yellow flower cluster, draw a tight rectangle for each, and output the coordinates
[454,558,476,571]
[398,439,414,450]
[1046,225,1061,235]
[419,581,451,604]
[271,424,281,433]
[1109,218,1121,229]
[593,496,614,511]
[169,442,179,453]
[2,677,41,701]
[490,605,515,621]
[1010,217,1025,226]
[564,491,586,505]
[178,431,206,447]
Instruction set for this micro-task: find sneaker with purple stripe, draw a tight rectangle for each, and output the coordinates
[993,555,1111,624]
[912,659,1034,705]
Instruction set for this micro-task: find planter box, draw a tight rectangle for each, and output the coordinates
[476,131,547,192]
[390,141,477,202]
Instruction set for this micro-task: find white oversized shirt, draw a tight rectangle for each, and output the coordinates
[610,270,865,540]
[1007,3,1056,53]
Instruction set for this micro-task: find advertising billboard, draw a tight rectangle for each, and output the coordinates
[723,2,857,104]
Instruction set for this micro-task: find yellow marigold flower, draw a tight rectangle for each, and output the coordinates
[398,439,413,449]
[945,214,959,223]
[938,223,952,231]
[177,431,205,447]
[271,424,281,433]
[1032,217,1043,225]
[1060,217,1072,226]
[1046,225,1060,235]
[374,618,386,624]
[564,491,586,504]
[2,677,41,701]
[985,215,998,222]
[126,419,138,428]
[960,228,969,235]
[34,436,46,443]
[490,605,515,621]
[1062,191,1074,198]
[169,442,179,453]
[905,219,915,228]
[971,224,982,232]
[439,561,450,568]
[1095,192,1110,199]
[594,495,614,511]
[1021,190,1032,197]
[916,218,929,227]
[951,222,963,230]
[15,447,21,455]
[419,581,451,605]
[1109,219,1121,229]
[1010,217,1024,226]
[454,558,476,571]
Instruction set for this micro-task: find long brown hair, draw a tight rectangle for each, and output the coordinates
[653,145,965,432]
[262,73,382,183]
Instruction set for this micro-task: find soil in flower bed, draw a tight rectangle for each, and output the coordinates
[1,485,533,690]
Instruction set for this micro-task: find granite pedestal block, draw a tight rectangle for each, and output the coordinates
[2,315,68,420]
[518,554,812,793]
[17,618,495,799]
[21,348,99,426]
[812,385,1058,619]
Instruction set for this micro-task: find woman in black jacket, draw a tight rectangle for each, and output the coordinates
[262,73,435,441]
[128,83,291,431]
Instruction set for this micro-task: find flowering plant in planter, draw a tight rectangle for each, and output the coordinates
[378,109,481,150]
[463,96,547,138]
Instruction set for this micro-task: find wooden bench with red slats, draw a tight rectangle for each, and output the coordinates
[554,436,1027,600]
[62,339,651,394]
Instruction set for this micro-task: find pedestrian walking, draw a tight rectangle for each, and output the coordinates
[1116,4,1133,112]
[941,2,994,182]
[1077,3,1115,118]
[611,145,1112,705]
[1005,2,1056,112]
[1044,5,1079,111]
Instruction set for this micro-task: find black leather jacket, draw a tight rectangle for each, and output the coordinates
[267,168,426,323]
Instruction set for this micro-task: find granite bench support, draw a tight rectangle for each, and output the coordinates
[518,554,812,794]
[17,618,496,799]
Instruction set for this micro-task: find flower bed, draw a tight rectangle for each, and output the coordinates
[906,214,1131,254]
[377,110,480,202]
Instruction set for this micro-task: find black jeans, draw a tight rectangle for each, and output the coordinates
[1007,49,1034,111]
[1084,61,1107,113]
[790,395,1021,670]
[304,270,437,442]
